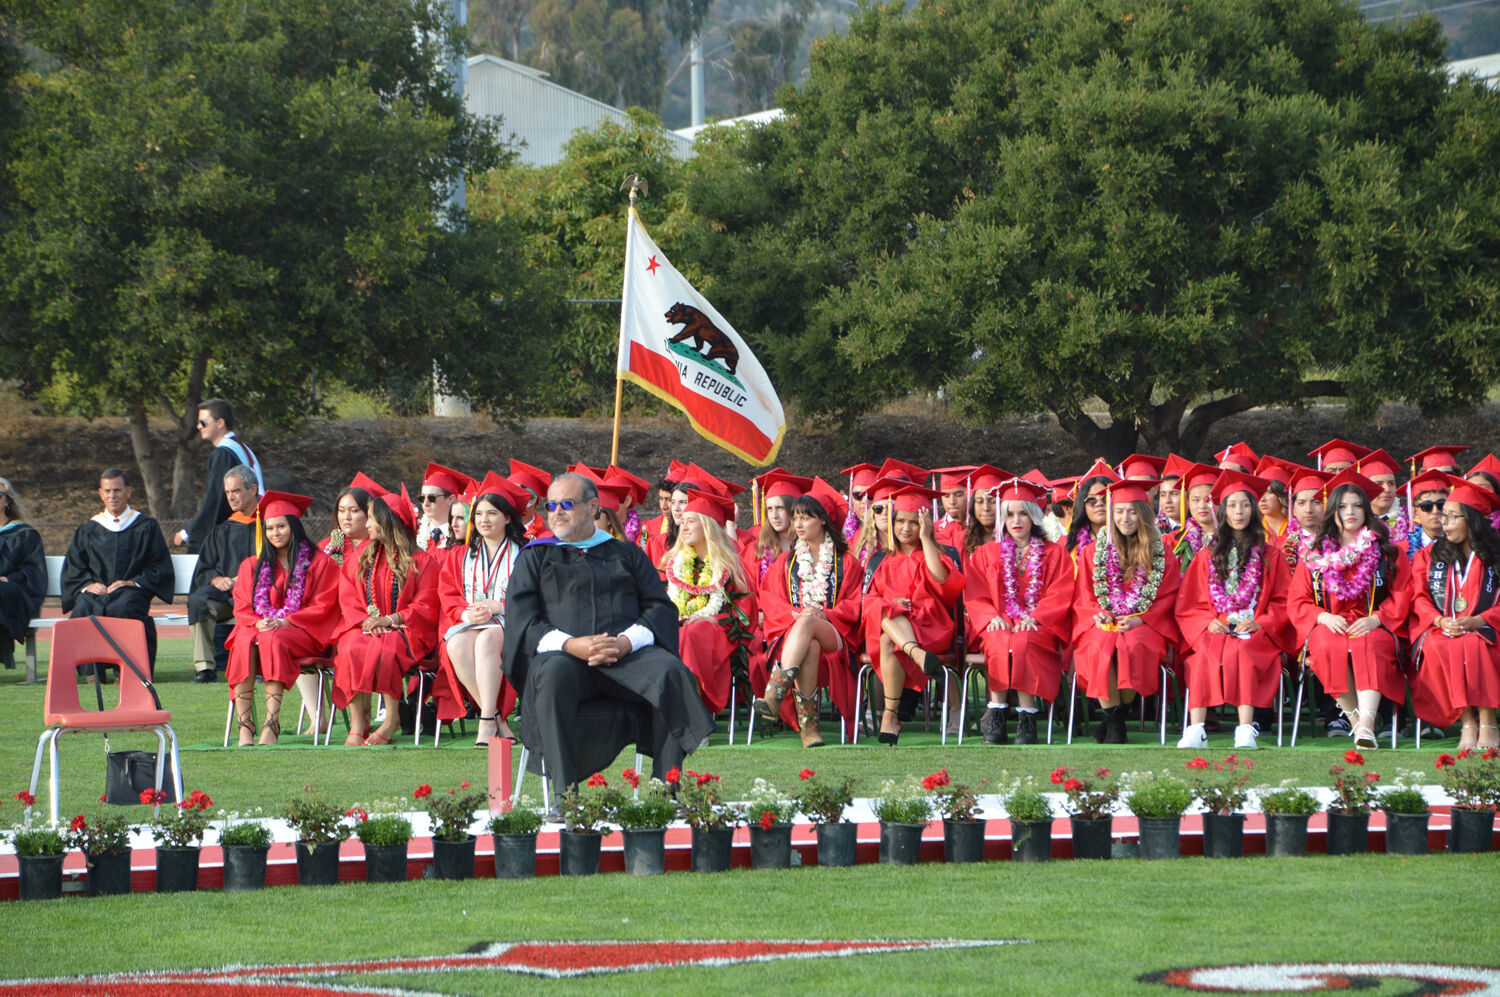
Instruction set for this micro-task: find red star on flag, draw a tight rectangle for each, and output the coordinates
[645,255,660,274]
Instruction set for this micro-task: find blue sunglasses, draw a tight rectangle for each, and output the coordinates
[545,499,580,512]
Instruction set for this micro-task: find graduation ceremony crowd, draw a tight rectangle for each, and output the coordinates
[3,397,1500,796]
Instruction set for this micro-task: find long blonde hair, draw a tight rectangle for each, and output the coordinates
[663,512,748,592]
[359,499,417,590]
[1108,500,1162,577]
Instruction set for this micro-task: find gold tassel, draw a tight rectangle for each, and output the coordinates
[254,508,264,558]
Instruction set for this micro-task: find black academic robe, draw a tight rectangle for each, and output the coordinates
[187,516,255,623]
[0,523,46,643]
[185,442,255,553]
[61,513,174,669]
[503,537,713,790]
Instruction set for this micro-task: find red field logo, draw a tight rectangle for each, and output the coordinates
[1142,962,1500,995]
[0,938,1027,994]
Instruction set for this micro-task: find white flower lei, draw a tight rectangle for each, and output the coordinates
[667,548,727,620]
[795,537,835,607]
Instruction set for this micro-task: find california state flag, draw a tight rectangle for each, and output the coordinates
[618,208,785,466]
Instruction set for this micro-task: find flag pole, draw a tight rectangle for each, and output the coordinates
[612,175,648,467]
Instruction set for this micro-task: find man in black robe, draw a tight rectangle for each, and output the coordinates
[61,469,174,676]
[186,465,259,682]
[503,471,713,799]
[0,478,46,670]
[173,398,263,553]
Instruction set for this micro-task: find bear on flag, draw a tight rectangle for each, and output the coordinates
[617,208,785,466]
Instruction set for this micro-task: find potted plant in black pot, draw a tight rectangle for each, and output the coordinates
[66,799,135,897]
[1052,764,1120,860]
[794,769,858,867]
[927,770,987,864]
[1000,777,1054,863]
[350,806,412,884]
[873,776,933,866]
[9,792,67,901]
[218,810,273,891]
[1435,748,1499,853]
[1185,754,1255,858]
[1376,777,1431,856]
[146,787,214,893]
[744,778,797,870]
[489,796,544,879]
[282,786,351,886]
[1259,785,1319,857]
[613,767,677,876]
[1325,748,1378,855]
[417,781,487,880]
[558,773,622,876]
[676,768,741,873]
[1124,771,1193,860]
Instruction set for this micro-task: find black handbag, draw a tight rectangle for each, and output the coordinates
[86,616,180,805]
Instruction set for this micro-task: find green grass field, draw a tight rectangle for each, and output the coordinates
[1,637,1494,995]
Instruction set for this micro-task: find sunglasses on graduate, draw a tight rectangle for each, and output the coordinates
[870,504,887,515]
[546,499,583,512]
[420,492,450,504]
[1416,499,1448,513]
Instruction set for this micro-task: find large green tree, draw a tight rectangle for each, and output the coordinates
[1,0,563,513]
[682,0,1500,460]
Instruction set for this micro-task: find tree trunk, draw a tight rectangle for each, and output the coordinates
[167,353,210,518]
[126,402,167,517]
[1053,408,1139,464]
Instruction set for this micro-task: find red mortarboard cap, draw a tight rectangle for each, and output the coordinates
[570,464,607,486]
[883,483,942,514]
[606,465,652,506]
[1407,470,1454,499]
[1466,454,1500,483]
[1308,439,1372,468]
[666,459,689,479]
[1446,476,1496,517]
[259,491,313,521]
[1408,445,1470,474]
[1253,455,1301,488]
[971,464,1014,493]
[1214,442,1260,471]
[1354,448,1400,479]
[677,461,727,499]
[508,460,552,498]
[1319,467,1380,503]
[683,488,735,525]
[595,481,635,514]
[933,465,979,491]
[1178,462,1221,494]
[1288,467,1332,498]
[423,462,473,496]
[1118,454,1167,479]
[474,471,533,516]
[1076,458,1121,488]
[841,463,880,490]
[568,462,609,479]
[1049,475,1081,500]
[1101,478,1157,506]
[1162,454,1194,482]
[1210,471,1271,508]
[349,471,388,497]
[997,477,1049,506]
[807,477,848,526]
[756,469,813,500]
[382,484,418,535]
[875,458,928,483]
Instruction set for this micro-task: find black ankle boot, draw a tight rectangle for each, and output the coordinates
[1106,705,1128,744]
[1014,711,1038,745]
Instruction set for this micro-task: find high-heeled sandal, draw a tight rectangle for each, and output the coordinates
[903,640,943,678]
[1479,724,1500,750]
[1457,723,1480,752]
[259,693,282,746]
[234,692,256,747]
[878,696,902,746]
[476,715,498,747]
[1353,709,1379,751]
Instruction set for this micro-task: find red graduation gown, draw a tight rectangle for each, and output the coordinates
[225,549,342,688]
[435,541,521,724]
[670,570,756,715]
[332,548,440,706]
[1071,540,1181,697]
[758,548,863,737]
[1408,548,1500,724]
[1288,547,1409,701]
[1175,546,1293,709]
[964,539,1071,699]
[863,547,964,692]
[934,517,965,554]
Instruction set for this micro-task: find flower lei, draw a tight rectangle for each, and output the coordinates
[794,537,836,607]
[1000,534,1044,620]
[1092,532,1165,616]
[624,508,642,543]
[1302,527,1380,601]
[253,541,312,620]
[322,527,346,566]
[1379,503,1411,544]
[667,550,726,620]
[1179,519,1209,557]
[842,507,859,542]
[1208,543,1265,616]
[757,546,780,583]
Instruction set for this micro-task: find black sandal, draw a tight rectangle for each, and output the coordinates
[878,696,902,746]
[903,640,943,678]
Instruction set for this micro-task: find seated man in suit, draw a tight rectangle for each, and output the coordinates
[185,465,259,682]
[503,471,713,801]
[60,469,174,677]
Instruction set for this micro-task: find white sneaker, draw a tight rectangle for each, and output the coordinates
[1233,723,1259,750]
[1176,723,1208,749]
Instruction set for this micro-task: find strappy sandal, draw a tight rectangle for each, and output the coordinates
[476,715,498,747]
[1458,723,1480,752]
[878,695,902,746]
[1353,709,1379,751]
[1479,724,1500,750]
[259,692,282,746]
[903,640,943,678]
[234,692,256,747]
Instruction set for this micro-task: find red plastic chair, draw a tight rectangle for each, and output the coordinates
[27,618,182,826]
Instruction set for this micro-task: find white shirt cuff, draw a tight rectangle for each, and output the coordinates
[536,629,570,654]
[621,623,654,652]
